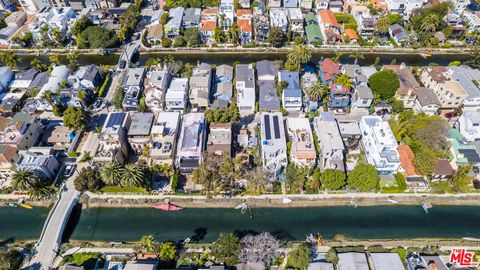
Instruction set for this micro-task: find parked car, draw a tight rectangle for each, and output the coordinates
[93,98,103,109]
[119,60,127,69]
[63,165,76,177]
[445,112,459,119]
[376,108,390,116]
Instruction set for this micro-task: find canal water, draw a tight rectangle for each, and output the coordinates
[13,51,472,69]
[0,207,48,242]
[63,206,480,243]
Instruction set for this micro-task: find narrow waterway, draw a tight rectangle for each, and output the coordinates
[62,206,480,243]
[0,207,48,242]
[13,51,471,69]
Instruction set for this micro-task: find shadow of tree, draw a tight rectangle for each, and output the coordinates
[233,230,259,239]
[190,227,208,243]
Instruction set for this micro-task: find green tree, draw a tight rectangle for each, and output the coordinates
[306,167,321,192]
[226,24,241,44]
[0,51,17,70]
[268,27,284,47]
[320,169,346,190]
[285,44,312,71]
[11,168,39,191]
[67,51,79,72]
[184,28,201,47]
[49,55,61,65]
[112,86,124,109]
[306,81,328,101]
[138,95,147,112]
[171,169,180,191]
[214,27,224,43]
[158,242,177,262]
[63,106,90,131]
[211,233,240,266]
[451,165,474,193]
[0,248,21,270]
[77,26,119,49]
[391,100,405,113]
[394,172,407,192]
[162,37,172,47]
[172,36,186,47]
[287,244,310,270]
[74,167,102,192]
[348,163,379,192]
[28,182,53,200]
[420,13,440,33]
[160,12,169,25]
[334,74,353,88]
[368,70,400,100]
[140,234,156,253]
[101,162,123,186]
[120,164,145,187]
[71,16,93,36]
[192,162,216,195]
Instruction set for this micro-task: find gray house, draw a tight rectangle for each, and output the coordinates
[182,8,201,28]
[258,80,280,111]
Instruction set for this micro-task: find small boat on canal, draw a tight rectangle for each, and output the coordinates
[19,203,33,209]
[4,202,18,207]
[152,203,183,211]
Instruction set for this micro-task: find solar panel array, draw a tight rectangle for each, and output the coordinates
[106,112,126,128]
[273,115,281,139]
[264,114,271,140]
[459,149,480,163]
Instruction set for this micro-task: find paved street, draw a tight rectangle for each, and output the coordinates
[24,165,84,270]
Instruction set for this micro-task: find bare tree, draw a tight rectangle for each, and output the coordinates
[239,232,280,267]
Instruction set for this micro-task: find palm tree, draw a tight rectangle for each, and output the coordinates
[306,81,328,101]
[375,17,390,35]
[101,162,123,186]
[140,234,156,253]
[227,25,240,44]
[28,182,52,200]
[11,168,39,191]
[41,90,54,105]
[421,13,440,33]
[349,52,365,65]
[334,74,353,88]
[286,44,312,71]
[120,164,145,188]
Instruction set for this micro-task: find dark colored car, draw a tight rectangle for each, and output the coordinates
[445,112,459,119]
[119,60,127,69]
[376,109,390,116]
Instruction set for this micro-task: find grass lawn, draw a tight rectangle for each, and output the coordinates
[100,186,148,194]
[65,252,101,270]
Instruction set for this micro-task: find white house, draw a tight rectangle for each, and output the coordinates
[261,112,288,180]
[0,66,13,92]
[359,116,400,175]
[176,113,206,172]
[219,0,234,29]
[279,70,302,111]
[165,78,188,111]
[16,149,60,179]
[269,8,288,32]
[413,87,440,115]
[314,112,345,172]
[286,118,316,168]
[420,66,468,109]
[144,69,171,111]
[149,111,181,165]
[236,64,256,115]
[458,111,480,142]
[448,65,480,111]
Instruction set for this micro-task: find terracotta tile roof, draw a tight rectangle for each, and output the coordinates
[201,20,217,31]
[344,28,359,40]
[237,18,252,33]
[202,8,218,15]
[318,10,340,28]
[236,9,251,17]
[398,144,418,176]
[434,159,454,176]
[320,58,340,81]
